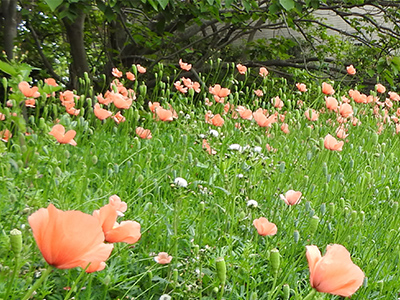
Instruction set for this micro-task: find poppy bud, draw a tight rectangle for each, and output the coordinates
[91,155,98,165]
[328,202,335,216]
[139,83,147,96]
[309,215,320,235]
[282,284,290,300]
[393,202,399,214]
[294,230,300,243]
[212,287,219,294]
[200,201,205,211]
[2,77,7,91]
[137,174,144,183]
[254,135,262,145]
[187,152,193,164]
[350,210,358,223]
[52,103,58,116]
[173,269,178,282]
[279,162,286,173]
[320,203,326,215]
[10,193,17,202]
[319,138,324,149]
[10,229,22,255]
[103,275,111,286]
[305,126,312,137]
[137,188,143,197]
[305,201,311,211]
[270,248,280,273]
[250,291,258,300]
[64,150,70,159]
[306,151,312,160]
[322,162,328,176]
[39,117,46,130]
[54,167,62,177]
[385,186,391,199]
[215,257,226,284]
[371,132,379,145]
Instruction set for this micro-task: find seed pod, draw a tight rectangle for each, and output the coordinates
[10,229,22,255]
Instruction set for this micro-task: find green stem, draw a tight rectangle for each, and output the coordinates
[218,282,225,300]
[64,266,89,300]
[5,255,19,300]
[21,265,54,300]
[303,288,317,300]
[267,271,278,300]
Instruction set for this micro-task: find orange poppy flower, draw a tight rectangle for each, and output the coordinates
[0,113,5,121]
[155,107,173,122]
[93,202,141,244]
[211,114,224,127]
[281,123,289,134]
[18,81,40,98]
[112,68,123,78]
[148,101,161,113]
[346,65,356,75]
[60,91,78,109]
[154,252,173,264]
[136,127,152,139]
[259,67,269,77]
[174,81,188,94]
[113,111,126,124]
[66,106,80,116]
[94,103,112,120]
[280,190,302,205]
[209,84,230,103]
[111,92,132,109]
[25,99,36,108]
[339,103,353,118]
[0,129,12,142]
[322,82,334,95]
[254,89,263,97]
[306,244,364,297]
[237,106,253,120]
[44,78,58,86]
[49,124,77,146]
[253,109,277,128]
[253,217,277,236]
[389,91,400,101]
[305,109,319,121]
[324,134,344,151]
[336,127,348,139]
[272,96,284,109]
[376,83,386,94]
[236,64,247,75]
[136,64,146,74]
[126,72,135,81]
[202,139,216,155]
[179,59,192,71]
[28,204,114,272]
[296,83,307,92]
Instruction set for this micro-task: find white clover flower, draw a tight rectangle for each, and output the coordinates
[209,129,219,137]
[247,200,258,207]
[229,144,242,151]
[159,295,172,300]
[253,146,262,153]
[174,177,188,188]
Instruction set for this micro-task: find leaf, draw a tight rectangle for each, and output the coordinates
[279,0,295,11]
[0,61,17,76]
[157,0,169,10]
[44,0,64,12]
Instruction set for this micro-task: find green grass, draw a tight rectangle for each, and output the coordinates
[1,62,400,299]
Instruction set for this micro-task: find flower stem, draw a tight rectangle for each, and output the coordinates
[303,288,317,300]
[5,255,19,300]
[21,265,54,300]
[64,266,89,300]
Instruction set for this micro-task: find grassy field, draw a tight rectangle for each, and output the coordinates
[1,61,400,299]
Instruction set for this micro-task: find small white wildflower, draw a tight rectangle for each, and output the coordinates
[237,173,244,178]
[199,134,206,139]
[20,224,26,230]
[185,114,191,119]
[159,295,171,300]
[174,177,188,188]
[253,146,262,153]
[247,200,258,207]
[229,144,242,151]
[209,129,219,137]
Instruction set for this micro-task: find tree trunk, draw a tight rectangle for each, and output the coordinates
[2,0,18,60]
[62,10,90,89]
